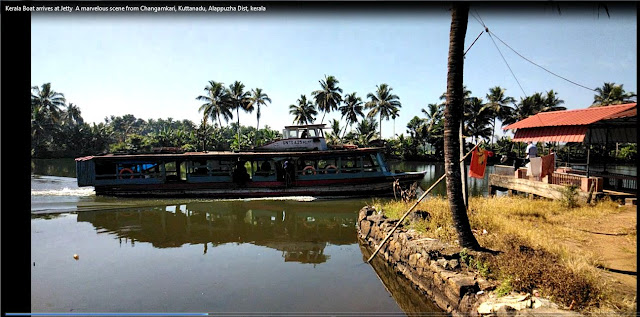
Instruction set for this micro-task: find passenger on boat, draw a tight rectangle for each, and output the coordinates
[232,161,250,185]
[301,130,309,138]
[283,159,295,186]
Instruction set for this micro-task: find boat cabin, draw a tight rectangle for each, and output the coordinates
[258,124,329,151]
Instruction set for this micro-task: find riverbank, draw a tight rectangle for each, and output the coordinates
[359,196,636,315]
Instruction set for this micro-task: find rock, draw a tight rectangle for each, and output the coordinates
[358,206,375,222]
[496,304,517,317]
[447,275,479,298]
[360,221,371,238]
[409,253,421,266]
[449,259,460,270]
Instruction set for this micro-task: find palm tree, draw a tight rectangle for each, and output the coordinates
[249,88,272,131]
[31,83,66,121]
[591,82,637,107]
[355,118,379,146]
[338,92,365,138]
[365,83,401,139]
[485,86,515,145]
[249,88,271,145]
[541,90,566,112]
[444,2,480,250]
[312,75,343,123]
[464,97,493,144]
[289,95,317,125]
[63,103,84,126]
[422,103,444,131]
[197,80,232,128]
[226,81,252,148]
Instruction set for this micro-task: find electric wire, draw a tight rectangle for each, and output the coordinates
[488,30,598,92]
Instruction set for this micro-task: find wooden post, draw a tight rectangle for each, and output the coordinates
[366,141,484,263]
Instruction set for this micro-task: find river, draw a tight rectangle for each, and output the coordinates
[32,158,451,315]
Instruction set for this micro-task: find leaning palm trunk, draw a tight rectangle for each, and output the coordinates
[444,2,480,250]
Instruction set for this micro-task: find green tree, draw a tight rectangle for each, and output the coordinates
[289,95,317,125]
[31,82,66,121]
[312,75,343,124]
[197,80,232,128]
[464,97,493,144]
[339,92,365,138]
[444,2,481,250]
[365,83,401,139]
[591,82,637,107]
[485,86,515,145]
[249,88,272,132]
[226,81,252,148]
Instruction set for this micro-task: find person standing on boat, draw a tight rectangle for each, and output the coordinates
[284,159,295,186]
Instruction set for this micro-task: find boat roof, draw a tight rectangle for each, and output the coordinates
[283,124,328,129]
[76,147,384,161]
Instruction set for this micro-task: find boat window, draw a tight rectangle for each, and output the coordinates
[189,159,209,176]
[364,154,380,172]
[206,159,233,176]
[96,161,161,180]
[340,156,362,173]
[255,160,275,177]
[317,158,338,174]
[297,158,319,175]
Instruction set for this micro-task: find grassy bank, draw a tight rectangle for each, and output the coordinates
[370,196,636,314]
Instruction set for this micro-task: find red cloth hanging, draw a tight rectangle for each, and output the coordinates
[469,148,488,179]
[540,154,555,179]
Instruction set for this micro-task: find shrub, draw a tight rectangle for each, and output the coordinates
[560,184,580,208]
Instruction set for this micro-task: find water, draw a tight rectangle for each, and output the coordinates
[31,159,443,314]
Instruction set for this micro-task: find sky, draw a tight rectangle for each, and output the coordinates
[31,3,637,139]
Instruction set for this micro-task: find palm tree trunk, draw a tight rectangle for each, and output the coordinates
[492,117,497,146]
[379,113,383,139]
[444,2,480,250]
[236,108,240,150]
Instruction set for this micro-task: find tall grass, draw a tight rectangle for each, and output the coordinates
[374,196,634,313]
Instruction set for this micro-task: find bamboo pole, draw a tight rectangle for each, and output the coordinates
[366,140,484,263]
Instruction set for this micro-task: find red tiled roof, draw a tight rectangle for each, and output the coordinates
[503,103,636,130]
[512,126,588,143]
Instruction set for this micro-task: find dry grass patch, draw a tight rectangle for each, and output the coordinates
[372,195,635,314]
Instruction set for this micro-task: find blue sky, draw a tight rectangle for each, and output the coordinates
[31,3,637,139]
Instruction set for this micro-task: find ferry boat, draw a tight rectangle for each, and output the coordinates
[75,124,426,198]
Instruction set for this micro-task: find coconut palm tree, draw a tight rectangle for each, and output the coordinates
[249,88,272,132]
[355,118,379,146]
[591,82,637,107]
[226,81,252,148]
[422,103,444,131]
[338,92,365,138]
[31,83,66,121]
[464,97,493,144]
[485,86,515,145]
[289,95,317,125]
[365,83,401,139]
[444,2,480,250]
[541,90,566,112]
[197,80,232,128]
[312,75,343,123]
[63,103,84,126]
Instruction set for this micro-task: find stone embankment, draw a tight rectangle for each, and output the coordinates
[357,206,581,317]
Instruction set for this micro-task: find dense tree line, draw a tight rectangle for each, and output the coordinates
[32,80,636,162]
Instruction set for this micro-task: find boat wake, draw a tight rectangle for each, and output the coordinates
[31,187,96,197]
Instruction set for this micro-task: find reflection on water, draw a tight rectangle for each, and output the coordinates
[75,201,358,265]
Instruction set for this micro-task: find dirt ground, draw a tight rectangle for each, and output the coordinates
[564,206,637,307]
